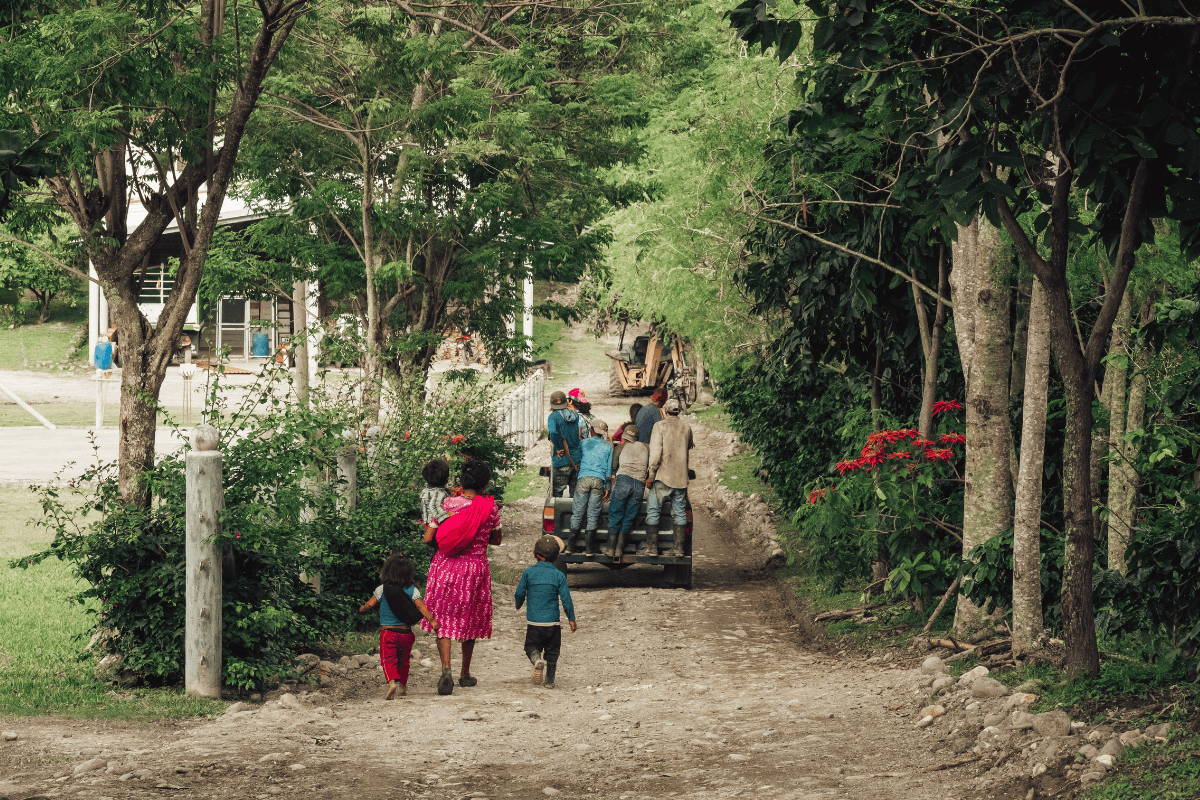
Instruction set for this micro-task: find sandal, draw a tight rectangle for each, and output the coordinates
[458,675,478,687]
[437,669,454,695]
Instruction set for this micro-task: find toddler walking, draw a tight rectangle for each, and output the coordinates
[358,552,438,699]
[514,535,576,688]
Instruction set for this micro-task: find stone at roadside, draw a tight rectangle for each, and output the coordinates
[420,658,435,668]
[337,655,355,668]
[354,654,374,668]
[94,652,125,682]
[951,737,973,754]
[1119,730,1145,747]
[1005,692,1038,708]
[258,753,290,763]
[73,758,108,775]
[543,788,561,796]
[462,710,483,721]
[288,763,306,771]
[919,704,946,719]
[1,731,16,742]
[983,711,1008,728]
[958,665,990,686]
[1030,763,1047,778]
[1099,738,1124,758]
[931,676,955,693]
[1032,711,1072,738]
[1094,754,1115,768]
[318,660,335,673]
[1077,744,1100,760]
[1013,679,1043,693]
[1079,770,1106,786]
[1006,711,1037,731]
[276,693,302,710]
[971,677,1008,699]
[920,656,947,675]
[224,702,250,715]
[916,716,935,729]
[727,754,750,761]
[1144,723,1172,741]
[295,654,320,673]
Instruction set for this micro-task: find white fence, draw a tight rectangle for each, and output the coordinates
[496,368,545,450]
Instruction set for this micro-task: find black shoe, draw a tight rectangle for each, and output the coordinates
[458,675,478,687]
[669,524,687,558]
[437,668,454,695]
[636,530,657,556]
[584,530,598,555]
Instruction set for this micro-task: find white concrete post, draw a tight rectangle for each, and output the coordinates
[185,424,223,698]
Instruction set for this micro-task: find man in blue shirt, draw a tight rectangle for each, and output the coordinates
[515,536,577,689]
[569,419,613,554]
[547,390,582,497]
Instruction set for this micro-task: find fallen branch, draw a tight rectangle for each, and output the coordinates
[927,636,974,652]
[921,575,961,635]
[929,755,979,772]
[813,603,887,623]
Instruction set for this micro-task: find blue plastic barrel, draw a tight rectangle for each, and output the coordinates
[251,333,271,357]
[94,341,114,370]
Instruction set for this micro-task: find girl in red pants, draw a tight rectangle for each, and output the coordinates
[359,553,438,699]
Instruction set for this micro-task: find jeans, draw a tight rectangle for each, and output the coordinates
[378,628,415,684]
[607,475,644,533]
[525,624,562,684]
[570,476,607,530]
[552,465,578,497]
[645,481,688,527]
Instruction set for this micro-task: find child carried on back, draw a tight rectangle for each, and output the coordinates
[358,552,438,699]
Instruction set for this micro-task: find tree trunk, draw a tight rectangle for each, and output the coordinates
[1012,281,1050,656]
[916,248,948,439]
[107,288,167,507]
[1103,294,1131,570]
[1108,312,1147,574]
[292,279,310,406]
[950,216,1014,633]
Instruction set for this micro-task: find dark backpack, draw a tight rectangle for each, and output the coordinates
[382,583,424,626]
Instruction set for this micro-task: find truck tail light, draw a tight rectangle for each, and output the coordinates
[543,505,556,533]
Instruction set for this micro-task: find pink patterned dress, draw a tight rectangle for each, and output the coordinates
[420,496,501,641]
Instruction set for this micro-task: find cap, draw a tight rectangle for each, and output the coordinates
[567,388,583,399]
[664,398,682,414]
[622,424,639,442]
[591,419,609,436]
[550,390,568,409]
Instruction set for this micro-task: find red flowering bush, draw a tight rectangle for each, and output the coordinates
[796,401,965,600]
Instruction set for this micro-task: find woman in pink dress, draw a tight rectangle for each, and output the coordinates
[420,459,502,695]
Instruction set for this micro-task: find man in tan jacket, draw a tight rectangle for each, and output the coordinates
[643,398,693,557]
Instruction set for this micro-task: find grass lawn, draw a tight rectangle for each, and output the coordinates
[0,404,187,428]
[0,487,223,720]
[533,317,608,384]
[0,303,87,371]
[502,463,546,504]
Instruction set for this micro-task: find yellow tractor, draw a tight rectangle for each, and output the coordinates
[606,328,698,407]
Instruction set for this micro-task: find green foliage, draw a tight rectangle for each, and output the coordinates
[13,368,519,691]
[962,526,1067,630]
[1084,731,1200,800]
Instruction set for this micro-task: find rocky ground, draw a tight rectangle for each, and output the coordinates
[0,325,1137,799]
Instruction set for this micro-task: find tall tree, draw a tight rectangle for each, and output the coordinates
[1,0,308,505]
[243,0,650,410]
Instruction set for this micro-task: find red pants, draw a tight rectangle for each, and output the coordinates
[379,629,415,684]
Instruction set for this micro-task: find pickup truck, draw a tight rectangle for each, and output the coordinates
[538,468,694,589]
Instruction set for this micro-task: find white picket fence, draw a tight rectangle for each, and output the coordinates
[496,368,545,450]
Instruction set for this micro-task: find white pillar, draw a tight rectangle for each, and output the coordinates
[305,280,321,386]
[87,263,105,366]
[523,274,534,359]
[185,425,223,698]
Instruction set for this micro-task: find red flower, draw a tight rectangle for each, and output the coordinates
[923,448,955,462]
[887,450,912,460]
[932,400,964,416]
[234,531,242,539]
[913,438,936,449]
[448,433,466,444]
[403,431,412,440]
[807,488,826,504]
[939,432,966,445]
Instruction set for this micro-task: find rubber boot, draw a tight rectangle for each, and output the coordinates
[669,524,687,558]
[609,530,626,559]
[563,529,580,553]
[584,530,598,555]
[636,528,658,556]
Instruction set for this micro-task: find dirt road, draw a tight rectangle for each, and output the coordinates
[0,499,976,800]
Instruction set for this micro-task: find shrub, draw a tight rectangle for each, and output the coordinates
[14,368,520,691]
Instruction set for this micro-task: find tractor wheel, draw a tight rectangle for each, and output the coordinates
[609,360,626,397]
